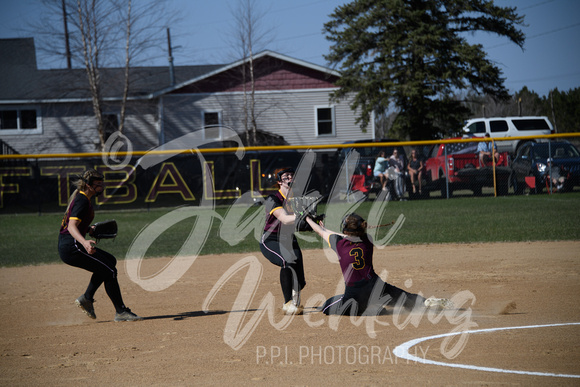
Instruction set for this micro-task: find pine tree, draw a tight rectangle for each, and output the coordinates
[324,0,525,139]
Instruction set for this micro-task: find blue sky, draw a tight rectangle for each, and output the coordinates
[1,0,579,97]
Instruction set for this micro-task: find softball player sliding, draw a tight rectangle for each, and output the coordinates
[58,169,142,322]
[305,213,451,315]
[259,168,306,315]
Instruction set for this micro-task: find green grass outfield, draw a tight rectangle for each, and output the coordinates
[1,192,579,267]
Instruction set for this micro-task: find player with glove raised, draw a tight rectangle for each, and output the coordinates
[58,169,142,322]
[259,168,308,315]
[287,195,324,232]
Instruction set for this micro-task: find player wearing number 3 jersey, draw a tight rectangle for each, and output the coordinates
[306,213,451,315]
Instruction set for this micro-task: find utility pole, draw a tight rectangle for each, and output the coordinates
[167,28,175,86]
[550,90,558,133]
[61,0,72,69]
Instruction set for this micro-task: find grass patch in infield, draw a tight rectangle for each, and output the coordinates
[1,192,579,267]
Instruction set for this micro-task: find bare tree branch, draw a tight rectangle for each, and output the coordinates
[119,0,132,134]
[27,0,179,151]
[227,0,274,146]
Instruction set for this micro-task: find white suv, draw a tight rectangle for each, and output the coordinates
[462,116,554,154]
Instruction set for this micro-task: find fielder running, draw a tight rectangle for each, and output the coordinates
[259,168,306,315]
[305,213,451,315]
[58,169,142,322]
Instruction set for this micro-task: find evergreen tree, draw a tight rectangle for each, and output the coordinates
[513,87,544,116]
[547,88,580,133]
[324,0,525,140]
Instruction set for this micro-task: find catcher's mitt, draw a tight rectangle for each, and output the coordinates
[89,219,118,241]
[287,196,323,232]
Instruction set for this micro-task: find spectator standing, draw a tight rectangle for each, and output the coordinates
[388,149,406,200]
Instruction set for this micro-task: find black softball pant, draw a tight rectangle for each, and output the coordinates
[58,235,126,313]
[260,233,306,304]
[322,275,426,316]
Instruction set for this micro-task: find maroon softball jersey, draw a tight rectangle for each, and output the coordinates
[329,233,376,286]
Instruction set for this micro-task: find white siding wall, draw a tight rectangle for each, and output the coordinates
[162,89,368,147]
[120,101,158,150]
[0,104,96,154]
[0,101,158,154]
[0,90,368,155]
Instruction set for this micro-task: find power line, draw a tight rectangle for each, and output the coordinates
[487,21,580,49]
[527,21,580,40]
[507,71,580,84]
[275,0,338,15]
[519,0,556,11]
[277,31,324,42]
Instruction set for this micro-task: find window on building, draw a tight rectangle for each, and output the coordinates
[0,110,18,129]
[203,110,222,140]
[0,108,41,134]
[315,106,335,136]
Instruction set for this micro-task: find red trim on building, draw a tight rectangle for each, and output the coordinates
[172,56,338,94]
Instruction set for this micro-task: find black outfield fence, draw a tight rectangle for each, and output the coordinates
[0,134,579,214]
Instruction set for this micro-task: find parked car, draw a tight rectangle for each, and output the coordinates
[335,139,407,196]
[462,116,554,155]
[423,138,511,196]
[510,141,580,194]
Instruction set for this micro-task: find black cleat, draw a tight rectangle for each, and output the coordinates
[114,308,143,322]
[75,295,96,319]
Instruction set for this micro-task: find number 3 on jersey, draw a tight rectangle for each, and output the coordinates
[350,247,365,270]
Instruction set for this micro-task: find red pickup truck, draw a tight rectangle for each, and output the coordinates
[423,139,511,196]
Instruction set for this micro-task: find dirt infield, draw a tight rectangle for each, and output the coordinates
[1,241,579,386]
